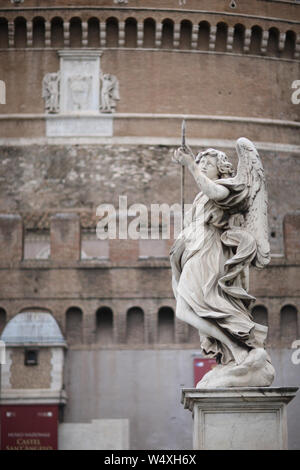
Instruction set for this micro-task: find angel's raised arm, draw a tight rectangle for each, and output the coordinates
[173,147,230,201]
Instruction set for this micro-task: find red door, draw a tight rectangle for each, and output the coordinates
[0,405,58,450]
[193,358,217,387]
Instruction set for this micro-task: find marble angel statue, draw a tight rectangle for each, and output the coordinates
[100,73,120,113]
[171,137,275,387]
[42,72,60,114]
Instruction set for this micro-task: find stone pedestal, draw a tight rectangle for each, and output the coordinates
[181,387,298,450]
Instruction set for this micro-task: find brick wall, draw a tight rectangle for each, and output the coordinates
[0,212,299,349]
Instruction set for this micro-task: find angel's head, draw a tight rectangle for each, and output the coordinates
[195,148,235,180]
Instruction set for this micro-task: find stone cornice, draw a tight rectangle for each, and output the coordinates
[1,112,299,127]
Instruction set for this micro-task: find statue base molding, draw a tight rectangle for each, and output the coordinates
[181,387,298,450]
[196,348,275,388]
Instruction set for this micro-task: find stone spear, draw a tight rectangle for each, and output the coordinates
[181,119,186,231]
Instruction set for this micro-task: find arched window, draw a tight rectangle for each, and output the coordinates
[143,18,155,48]
[249,25,262,55]
[0,308,6,335]
[51,17,64,48]
[126,307,144,344]
[198,21,210,50]
[161,19,174,49]
[125,18,137,48]
[70,17,82,48]
[33,17,45,48]
[96,307,113,344]
[106,17,118,47]
[252,305,268,326]
[280,305,298,345]
[282,30,296,59]
[1,310,66,388]
[0,18,8,48]
[267,27,279,56]
[215,22,227,52]
[66,307,83,345]
[14,17,27,48]
[179,20,192,50]
[232,23,245,53]
[88,17,100,47]
[1,309,65,345]
[158,307,174,343]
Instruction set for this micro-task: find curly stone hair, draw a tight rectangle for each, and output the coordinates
[195,148,235,178]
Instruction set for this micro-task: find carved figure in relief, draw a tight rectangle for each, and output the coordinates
[42,72,60,114]
[100,73,120,113]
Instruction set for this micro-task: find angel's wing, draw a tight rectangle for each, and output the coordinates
[234,137,270,268]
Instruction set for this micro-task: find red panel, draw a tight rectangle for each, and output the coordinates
[0,405,58,450]
[193,358,217,387]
